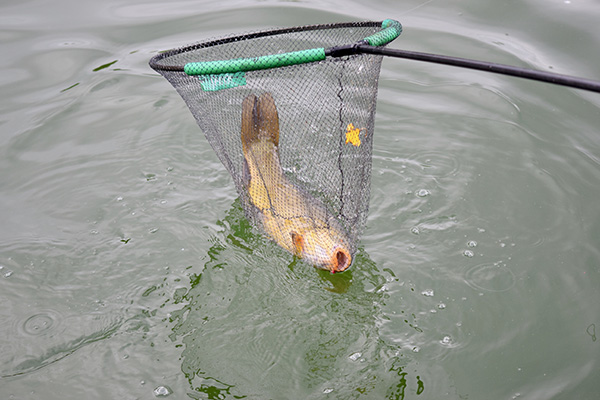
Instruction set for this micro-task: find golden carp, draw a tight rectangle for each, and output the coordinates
[241,93,352,273]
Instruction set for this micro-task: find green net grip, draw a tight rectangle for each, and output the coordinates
[183,19,401,76]
[364,19,402,46]
[184,48,326,76]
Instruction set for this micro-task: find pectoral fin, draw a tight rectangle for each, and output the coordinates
[290,231,304,258]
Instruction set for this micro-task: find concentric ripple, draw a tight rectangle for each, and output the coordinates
[409,151,461,178]
[21,311,61,336]
[464,262,516,292]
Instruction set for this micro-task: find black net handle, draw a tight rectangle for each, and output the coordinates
[333,44,600,94]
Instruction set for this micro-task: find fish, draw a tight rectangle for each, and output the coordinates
[241,92,352,273]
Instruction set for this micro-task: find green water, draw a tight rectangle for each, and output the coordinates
[1,0,599,399]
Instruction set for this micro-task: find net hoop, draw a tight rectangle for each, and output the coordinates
[149,19,401,75]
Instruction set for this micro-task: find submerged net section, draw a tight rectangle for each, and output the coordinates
[150,21,396,270]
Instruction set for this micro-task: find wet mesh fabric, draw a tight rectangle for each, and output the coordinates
[150,21,387,265]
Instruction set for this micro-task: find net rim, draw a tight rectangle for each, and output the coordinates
[149,20,395,73]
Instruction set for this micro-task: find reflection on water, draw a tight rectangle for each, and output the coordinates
[167,200,426,399]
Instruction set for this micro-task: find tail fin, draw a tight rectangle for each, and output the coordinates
[241,93,280,153]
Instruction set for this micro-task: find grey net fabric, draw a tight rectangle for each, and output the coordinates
[150,22,385,264]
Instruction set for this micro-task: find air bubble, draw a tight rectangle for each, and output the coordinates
[348,352,362,361]
[416,189,430,197]
[153,385,172,397]
[421,289,434,297]
[410,226,420,235]
[376,284,388,294]
[323,388,334,394]
[440,335,451,345]
[438,303,446,309]
[463,250,474,257]
[467,240,477,248]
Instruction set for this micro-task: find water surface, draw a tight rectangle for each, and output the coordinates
[1,0,599,399]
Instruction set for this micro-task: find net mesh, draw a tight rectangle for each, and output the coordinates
[150,21,388,272]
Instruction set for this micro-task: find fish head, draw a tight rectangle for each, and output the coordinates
[291,230,352,273]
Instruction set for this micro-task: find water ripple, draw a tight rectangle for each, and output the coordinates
[409,150,461,179]
[2,313,123,378]
[20,311,61,337]
[464,262,516,292]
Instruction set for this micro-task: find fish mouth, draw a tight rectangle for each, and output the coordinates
[330,248,351,273]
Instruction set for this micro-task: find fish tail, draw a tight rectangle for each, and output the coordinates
[257,92,280,147]
[241,94,258,154]
[241,92,280,153]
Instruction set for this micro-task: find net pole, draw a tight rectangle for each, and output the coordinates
[354,45,600,94]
